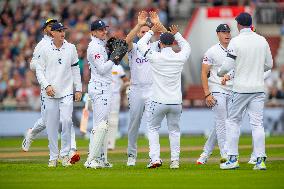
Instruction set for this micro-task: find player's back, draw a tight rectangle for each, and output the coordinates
[232,29,271,93]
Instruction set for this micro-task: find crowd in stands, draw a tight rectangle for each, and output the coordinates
[0,0,283,110]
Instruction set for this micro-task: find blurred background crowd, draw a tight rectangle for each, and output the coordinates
[0,0,283,111]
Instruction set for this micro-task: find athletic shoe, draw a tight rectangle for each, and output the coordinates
[103,161,113,168]
[147,159,162,168]
[127,154,136,166]
[220,158,239,170]
[248,158,257,165]
[220,155,228,163]
[48,160,57,167]
[84,159,103,169]
[22,129,33,152]
[61,156,72,167]
[170,160,179,169]
[253,157,266,170]
[196,152,209,164]
[69,150,80,164]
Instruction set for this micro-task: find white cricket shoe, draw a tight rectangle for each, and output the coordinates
[196,152,209,165]
[127,154,136,166]
[103,161,113,168]
[147,159,162,169]
[48,160,57,167]
[84,159,103,169]
[170,160,179,169]
[248,158,257,165]
[61,156,72,167]
[253,157,266,170]
[220,159,239,170]
[22,129,33,152]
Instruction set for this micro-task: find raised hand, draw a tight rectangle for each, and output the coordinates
[137,11,148,26]
[149,11,160,24]
[151,22,164,33]
[169,25,179,35]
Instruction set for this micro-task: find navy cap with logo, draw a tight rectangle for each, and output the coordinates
[42,18,57,29]
[51,22,67,31]
[216,24,231,32]
[235,12,252,26]
[91,20,109,31]
[160,32,175,45]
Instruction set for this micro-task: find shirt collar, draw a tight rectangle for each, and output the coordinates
[51,39,66,51]
[240,28,252,34]
[91,36,106,46]
[218,43,227,52]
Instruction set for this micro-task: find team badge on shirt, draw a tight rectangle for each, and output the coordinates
[94,54,101,59]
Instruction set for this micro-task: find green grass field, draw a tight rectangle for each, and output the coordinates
[0,135,284,189]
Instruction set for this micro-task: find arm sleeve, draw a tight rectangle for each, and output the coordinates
[89,46,114,75]
[71,46,82,92]
[264,41,273,72]
[227,69,235,79]
[264,69,271,80]
[35,51,50,89]
[137,30,157,61]
[202,49,214,65]
[175,32,191,61]
[30,44,41,71]
[217,40,237,77]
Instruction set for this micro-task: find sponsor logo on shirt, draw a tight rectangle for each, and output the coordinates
[135,57,148,64]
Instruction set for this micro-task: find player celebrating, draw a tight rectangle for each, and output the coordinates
[125,11,166,166]
[22,18,80,164]
[36,22,82,167]
[84,20,127,169]
[218,12,273,170]
[197,24,232,164]
[137,24,191,169]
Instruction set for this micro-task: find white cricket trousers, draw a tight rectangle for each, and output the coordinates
[30,95,77,150]
[226,92,266,158]
[107,92,121,149]
[148,101,182,162]
[88,81,112,160]
[127,84,152,157]
[202,92,230,158]
[44,95,73,161]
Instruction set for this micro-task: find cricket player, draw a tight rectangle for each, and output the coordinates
[36,22,82,167]
[21,19,80,164]
[137,24,191,169]
[218,12,273,170]
[107,64,128,150]
[84,20,115,169]
[197,24,232,164]
[125,11,166,166]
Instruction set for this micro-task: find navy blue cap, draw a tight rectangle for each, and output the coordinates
[235,12,252,26]
[42,18,57,29]
[216,24,231,32]
[160,32,174,45]
[91,20,108,31]
[51,22,67,31]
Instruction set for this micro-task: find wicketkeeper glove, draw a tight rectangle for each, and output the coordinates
[109,39,128,65]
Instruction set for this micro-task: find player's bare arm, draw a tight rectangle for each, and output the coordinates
[201,64,216,107]
[125,11,147,51]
